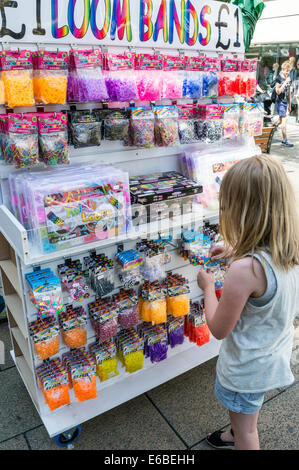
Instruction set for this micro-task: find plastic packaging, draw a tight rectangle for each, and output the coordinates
[59,306,87,349]
[202,57,221,97]
[134,53,163,101]
[154,105,180,147]
[162,55,185,99]
[196,104,224,144]
[29,315,60,361]
[183,56,205,98]
[116,328,144,373]
[25,268,64,316]
[1,50,35,107]
[62,348,97,402]
[222,104,240,140]
[113,289,139,329]
[67,49,108,102]
[165,273,190,317]
[241,103,264,136]
[102,109,130,142]
[186,301,210,347]
[88,297,118,343]
[140,281,167,324]
[36,358,70,411]
[57,259,89,302]
[167,316,185,348]
[5,113,39,168]
[69,110,101,148]
[9,163,131,253]
[178,105,198,144]
[130,107,155,148]
[103,51,138,102]
[33,51,68,105]
[139,324,168,363]
[89,340,118,382]
[84,253,114,297]
[38,112,69,165]
[115,249,143,290]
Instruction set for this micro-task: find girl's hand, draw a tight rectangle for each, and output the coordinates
[197,269,215,291]
[210,245,228,260]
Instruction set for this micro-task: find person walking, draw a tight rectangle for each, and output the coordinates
[274,61,293,147]
[197,155,299,450]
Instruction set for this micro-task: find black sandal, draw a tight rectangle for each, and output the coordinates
[206,428,235,450]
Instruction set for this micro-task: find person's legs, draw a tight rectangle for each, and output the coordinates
[229,410,260,450]
[281,115,287,141]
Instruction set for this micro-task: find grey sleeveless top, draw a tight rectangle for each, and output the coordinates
[216,251,298,393]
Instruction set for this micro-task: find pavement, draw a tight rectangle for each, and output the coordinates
[0,121,298,451]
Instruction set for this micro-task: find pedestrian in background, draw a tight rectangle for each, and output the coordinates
[274,61,294,147]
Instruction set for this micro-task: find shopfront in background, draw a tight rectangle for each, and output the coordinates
[247,0,299,108]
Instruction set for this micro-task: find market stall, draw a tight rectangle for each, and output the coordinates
[0,0,262,446]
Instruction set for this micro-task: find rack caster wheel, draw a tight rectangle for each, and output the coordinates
[54,426,81,447]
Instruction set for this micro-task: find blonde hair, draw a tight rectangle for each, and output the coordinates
[281,61,292,71]
[289,57,296,65]
[219,155,299,271]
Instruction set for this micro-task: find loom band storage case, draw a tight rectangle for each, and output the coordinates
[33,51,69,105]
[11,163,131,255]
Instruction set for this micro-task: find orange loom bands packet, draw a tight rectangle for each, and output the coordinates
[0,79,4,104]
[73,375,97,402]
[62,326,87,349]
[34,335,60,361]
[44,383,71,411]
[141,299,152,322]
[33,51,68,105]
[1,50,35,107]
[150,299,167,324]
[167,294,190,317]
[36,358,70,411]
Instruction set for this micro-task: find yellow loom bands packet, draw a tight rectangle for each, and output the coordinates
[1,50,35,108]
[33,50,69,105]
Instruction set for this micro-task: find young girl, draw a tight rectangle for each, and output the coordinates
[197,155,299,450]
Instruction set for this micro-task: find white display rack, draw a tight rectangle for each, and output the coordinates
[0,17,244,440]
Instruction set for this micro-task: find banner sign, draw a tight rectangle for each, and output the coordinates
[0,0,244,53]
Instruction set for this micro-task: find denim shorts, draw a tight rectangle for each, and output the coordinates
[215,375,265,414]
[276,100,288,117]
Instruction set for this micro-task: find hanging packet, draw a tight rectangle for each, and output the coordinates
[38,112,69,165]
[154,105,180,147]
[33,50,68,105]
[1,50,35,107]
[103,51,138,102]
[134,53,163,101]
[130,107,155,148]
[162,55,185,99]
[5,113,39,168]
[69,109,101,148]
[67,49,108,102]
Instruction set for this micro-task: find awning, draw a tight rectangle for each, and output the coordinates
[251,0,299,45]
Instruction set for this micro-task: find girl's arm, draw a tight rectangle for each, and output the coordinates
[197,257,267,340]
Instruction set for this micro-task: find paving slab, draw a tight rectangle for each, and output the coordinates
[0,435,29,450]
[0,367,42,442]
[192,383,299,450]
[0,320,14,371]
[26,394,186,450]
[146,357,282,448]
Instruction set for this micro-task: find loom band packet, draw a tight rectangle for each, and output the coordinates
[166,294,190,317]
[33,71,68,105]
[70,111,102,148]
[202,71,219,98]
[153,106,180,148]
[2,70,35,107]
[178,106,198,144]
[100,109,130,142]
[135,69,163,101]
[130,107,155,148]
[0,79,4,104]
